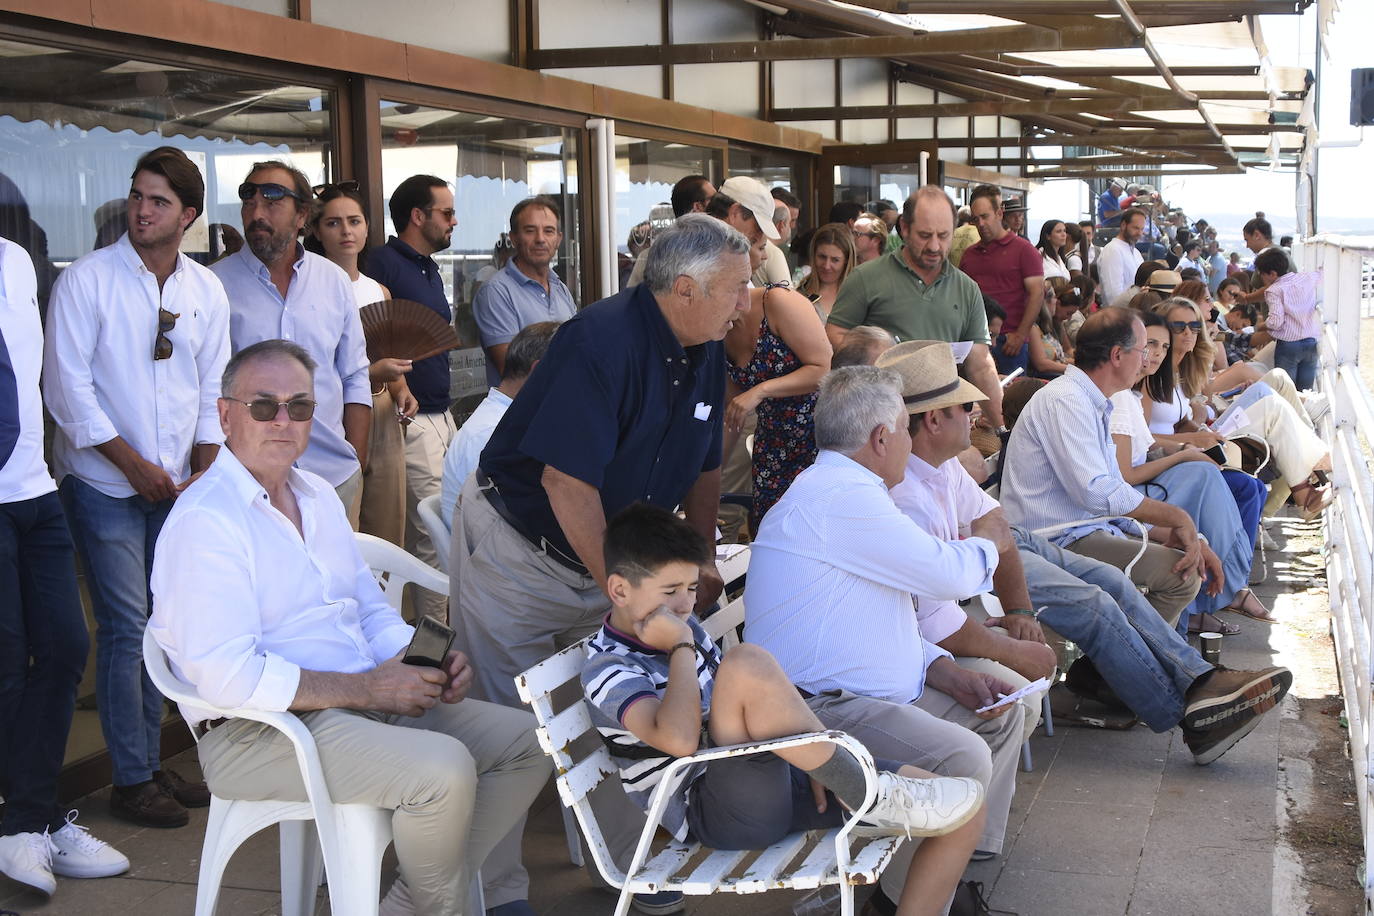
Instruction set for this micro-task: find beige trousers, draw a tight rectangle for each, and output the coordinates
[197,700,549,915]
[360,388,407,546]
[404,411,457,621]
[335,469,363,531]
[804,685,1025,901]
[1066,531,1200,627]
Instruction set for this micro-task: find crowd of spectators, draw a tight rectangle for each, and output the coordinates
[0,155,1326,916]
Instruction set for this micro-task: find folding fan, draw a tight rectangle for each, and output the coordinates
[358,299,460,363]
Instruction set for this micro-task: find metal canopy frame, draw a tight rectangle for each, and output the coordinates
[516,0,1314,179]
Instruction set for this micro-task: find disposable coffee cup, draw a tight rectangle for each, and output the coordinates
[1199,632,1223,666]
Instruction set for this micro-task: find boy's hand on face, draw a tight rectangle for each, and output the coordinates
[635,605,694,652]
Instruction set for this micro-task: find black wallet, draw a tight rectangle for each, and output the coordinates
[403,616,455,668]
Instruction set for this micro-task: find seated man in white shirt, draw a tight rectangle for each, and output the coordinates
[440,320,559,532]
[886,340,1292,764]
[744,366,1024,911]
[149,340,549,916]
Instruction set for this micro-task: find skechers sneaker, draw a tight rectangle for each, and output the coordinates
[857,772,984,838]
[1181,666,1291,733]
[48,811,129,878]
[0,830,55,896]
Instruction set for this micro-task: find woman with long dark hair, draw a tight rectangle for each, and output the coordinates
[1035,219,1070,281]
[306,182,417,542]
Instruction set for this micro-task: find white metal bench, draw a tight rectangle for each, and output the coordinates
[514,546,904,916]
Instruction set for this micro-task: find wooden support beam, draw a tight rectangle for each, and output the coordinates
[526,21,1136,68]
[836,0,1302,13]
[1029,166,1247,178]
[773,95,1239,121]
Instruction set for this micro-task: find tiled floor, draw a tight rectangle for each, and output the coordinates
[2,513,1352,916]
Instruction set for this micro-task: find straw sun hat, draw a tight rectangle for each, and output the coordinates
[875,340,985,415]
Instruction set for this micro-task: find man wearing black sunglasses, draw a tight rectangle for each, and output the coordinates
[44,146,229,829]
[211,160,372,525]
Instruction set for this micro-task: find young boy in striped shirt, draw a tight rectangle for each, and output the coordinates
[582,504,986,915]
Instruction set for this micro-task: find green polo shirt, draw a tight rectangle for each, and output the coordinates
[827,248,990,346]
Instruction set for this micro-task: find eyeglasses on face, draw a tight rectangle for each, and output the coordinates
[958,402,975,413]
[154,308,179,360]
[312,179,361,197]
[1144,340,1171,353]
[238,181,304,204]
[224,397,317,422]
[424,206,457,221]
[1167,320,1203,334]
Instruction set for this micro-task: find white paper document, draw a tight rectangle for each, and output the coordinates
[1212,406,1251,438]
[975,676,1053,714]
[950,341,973,364]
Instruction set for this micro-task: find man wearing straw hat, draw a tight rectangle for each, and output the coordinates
[885,339,1294,766]
[744,364,1024,906]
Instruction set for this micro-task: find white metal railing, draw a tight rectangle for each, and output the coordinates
[1299,233,1374,909]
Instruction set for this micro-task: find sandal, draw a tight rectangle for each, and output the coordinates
[1292,481,1332,521]
[1222,588,1277,623]
[1189,611,1241,636]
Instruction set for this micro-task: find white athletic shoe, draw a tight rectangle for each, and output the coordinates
[857,772,985,838]
[0,830,55,896]
[48,811,129,878]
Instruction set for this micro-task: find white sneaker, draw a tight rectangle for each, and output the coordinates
[1303,393,1329,423]
[856,772,984,838]
[0,830,55,895]
[47,811,129,878]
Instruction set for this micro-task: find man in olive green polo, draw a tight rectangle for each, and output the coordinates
[826,186,1004,428]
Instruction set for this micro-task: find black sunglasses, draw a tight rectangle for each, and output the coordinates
[238,181,304,204]
[154,308,179,361]
[224,397,317,422]
[312,179,361,198]
[1167,320,1203,333]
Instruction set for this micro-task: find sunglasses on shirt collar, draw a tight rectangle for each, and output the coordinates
[237,181,304,204]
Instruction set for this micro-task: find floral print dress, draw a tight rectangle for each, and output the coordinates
[727,309,819,531]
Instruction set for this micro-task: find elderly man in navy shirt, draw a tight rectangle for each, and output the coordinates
[454,213,749,915]
[365,174,458,622]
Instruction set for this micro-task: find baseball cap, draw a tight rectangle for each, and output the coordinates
[718,176,781,241]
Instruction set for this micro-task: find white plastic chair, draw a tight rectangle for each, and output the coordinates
[416,493,452,575]
[143,628,397,916]
[514,637,904,916]
[355,531,448,612]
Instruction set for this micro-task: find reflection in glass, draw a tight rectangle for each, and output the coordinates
[615,135,721,255]
[378,101,581,417]
[0,38,333,298]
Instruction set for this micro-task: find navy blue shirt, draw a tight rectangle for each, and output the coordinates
[364,237,453,414]
[479,282,725,560]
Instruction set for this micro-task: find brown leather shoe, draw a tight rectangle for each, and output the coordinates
[154,768,211,808]
[109,780,189,828]
[1182,665,1291,732]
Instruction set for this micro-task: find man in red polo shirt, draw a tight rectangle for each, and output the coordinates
[958,184,1044,358]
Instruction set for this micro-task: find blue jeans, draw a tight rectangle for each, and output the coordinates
[0,492,89,835]
[1273,337,1317,390]
[1221,469,1264,553]
[1013,526,1212,732]
[58,476,172,787]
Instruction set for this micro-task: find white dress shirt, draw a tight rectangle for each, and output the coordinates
[1000,366,1145,544]
[0,237,55,504]
[43,233,230,498]
[889,453,1000,643]
[149,448,413,727]
[744,450,998,705]
[1108,390,1155,468]
[1097,237,1144,304]
[211,245,371,487]
[439,386,511,526]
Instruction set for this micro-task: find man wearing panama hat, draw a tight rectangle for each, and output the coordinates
[744,364,1025,900]
[885,339,1293,767]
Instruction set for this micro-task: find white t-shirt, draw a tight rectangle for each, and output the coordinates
[1145,385,1189,437]
[352,273,386,310]
[1108,389,1154,468]
[1042,253,1070,281]
[0,237,57,503]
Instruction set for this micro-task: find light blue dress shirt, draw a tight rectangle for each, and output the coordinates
[211,245,371,487]
[999,365,1145,544]
[472,260,576,386]
[439,386,511,527]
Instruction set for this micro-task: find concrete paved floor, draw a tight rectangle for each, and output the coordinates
[1,513,1353,916]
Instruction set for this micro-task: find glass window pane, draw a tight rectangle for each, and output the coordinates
[614,135,721,286]
[379,101,581,417]
[0,39,334,309]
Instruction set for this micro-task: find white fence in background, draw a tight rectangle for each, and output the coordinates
[1300,234,1374,910]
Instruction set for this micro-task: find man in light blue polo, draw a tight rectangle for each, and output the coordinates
[472,195,577,387]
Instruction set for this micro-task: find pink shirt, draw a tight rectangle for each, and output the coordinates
[958,232,1044,329]
[889,453,1001,643]
[1264,269,1322,342]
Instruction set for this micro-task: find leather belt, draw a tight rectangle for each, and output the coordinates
[195,717,228,739]
[475,470,589,576]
